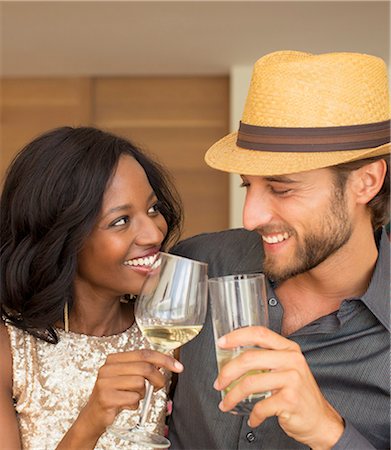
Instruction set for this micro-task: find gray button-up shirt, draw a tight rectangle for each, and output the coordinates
[169,228,390,449]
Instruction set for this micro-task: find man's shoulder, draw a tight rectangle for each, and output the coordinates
[172,228,259,257]
[171,228,263,276]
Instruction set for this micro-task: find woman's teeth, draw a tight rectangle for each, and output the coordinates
[262,232,289,244]
[124,255,156,267]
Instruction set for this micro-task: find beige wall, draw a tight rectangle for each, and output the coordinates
[1,1,389,231]
[2,2,389,76]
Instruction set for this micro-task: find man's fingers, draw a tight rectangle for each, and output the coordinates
[248,392,292,428]
[217,370,287,412]
[215,349,306,390]
[218,375,296,429]
[218,326,300,352]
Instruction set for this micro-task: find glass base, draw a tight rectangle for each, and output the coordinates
[109,425,170,448]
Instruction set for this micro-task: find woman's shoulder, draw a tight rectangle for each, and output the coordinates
[1,320,28,345]
[0,321,13,392]
[0,320,22,449]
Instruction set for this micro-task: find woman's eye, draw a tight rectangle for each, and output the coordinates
[148,201,162,215]
[240,181,250,188]
[111,216,129,227]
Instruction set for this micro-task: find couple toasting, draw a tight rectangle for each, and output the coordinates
[1,50,389,449]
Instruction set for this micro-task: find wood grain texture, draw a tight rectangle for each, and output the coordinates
[0,76,229,238]
[94,76,229,238]
[1,78,92,182]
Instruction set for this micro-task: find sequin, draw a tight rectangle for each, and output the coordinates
[6,322,170,450]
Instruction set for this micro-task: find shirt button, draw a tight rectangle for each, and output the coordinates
[246,431,256,443]
[268,297,278,306]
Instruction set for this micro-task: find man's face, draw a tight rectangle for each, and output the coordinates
[241,168,352,283]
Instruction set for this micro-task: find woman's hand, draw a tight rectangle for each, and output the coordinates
[214,326,344,450]
[57,349,183,449]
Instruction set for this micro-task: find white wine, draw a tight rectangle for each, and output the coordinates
[215,347,271,414]
[140,325,202,352]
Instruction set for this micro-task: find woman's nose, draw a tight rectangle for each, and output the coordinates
[135,216,167,246]
[242,189,274,231]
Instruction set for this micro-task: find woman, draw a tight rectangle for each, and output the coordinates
[0,126,184,449]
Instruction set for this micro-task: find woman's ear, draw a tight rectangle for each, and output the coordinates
[350,159,387,205]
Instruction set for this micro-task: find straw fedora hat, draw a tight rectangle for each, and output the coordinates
[205,50,390,176]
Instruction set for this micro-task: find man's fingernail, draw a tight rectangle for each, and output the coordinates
[217,336,226,346]
[213,379,220,390]
[174,361,184,371]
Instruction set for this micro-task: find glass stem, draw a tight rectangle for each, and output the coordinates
[138,381,154,427]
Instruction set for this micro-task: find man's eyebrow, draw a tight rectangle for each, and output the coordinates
[264,176,298,184]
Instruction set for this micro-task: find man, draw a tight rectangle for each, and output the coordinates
[168,51,390,449]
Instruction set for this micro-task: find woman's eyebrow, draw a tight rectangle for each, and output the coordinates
[103,191,157,218]
[102,204,132,219]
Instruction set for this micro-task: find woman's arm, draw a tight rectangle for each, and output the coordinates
[0,322,22,449]
[56,349,183,449]
[1,321,183,450]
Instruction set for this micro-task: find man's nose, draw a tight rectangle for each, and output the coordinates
[242,189,274,231]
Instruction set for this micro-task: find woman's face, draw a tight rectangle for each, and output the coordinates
[76,155,168,299]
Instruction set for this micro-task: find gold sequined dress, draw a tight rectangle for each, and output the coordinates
[6,322,170,450]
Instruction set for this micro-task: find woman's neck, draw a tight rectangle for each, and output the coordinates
[63,298,134,336]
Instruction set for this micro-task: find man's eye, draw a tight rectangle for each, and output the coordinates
[270,187,292,196]
[111,216,129,227]
[240,181,250,188]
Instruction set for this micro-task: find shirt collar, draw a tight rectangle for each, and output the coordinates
[360,228,390,332]
[266,227,390,333]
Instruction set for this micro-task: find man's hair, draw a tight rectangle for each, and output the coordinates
[0,126,183,343]
[331,155,390,231]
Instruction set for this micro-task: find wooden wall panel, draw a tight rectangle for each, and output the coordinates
[0,78,92,182]
[93,77,227,124]
[94,77,229,238]
[0,76,229,239]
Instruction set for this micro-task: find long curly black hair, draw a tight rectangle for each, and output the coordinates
[0,126,183,343]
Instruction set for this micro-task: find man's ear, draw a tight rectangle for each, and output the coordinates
[350,159,387,205]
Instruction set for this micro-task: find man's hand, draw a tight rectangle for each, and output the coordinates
[213,326,344,450]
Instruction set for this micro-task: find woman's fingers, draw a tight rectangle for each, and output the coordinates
[100,349,183,391]
[84,348,182,429]
[93,384,144,411]
[105,349,183,373]
[98,364,166,391]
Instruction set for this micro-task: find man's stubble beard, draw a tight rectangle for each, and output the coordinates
[262,183,353,284]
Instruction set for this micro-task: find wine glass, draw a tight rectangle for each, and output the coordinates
[208,273,271,415]
[111,252,208,448]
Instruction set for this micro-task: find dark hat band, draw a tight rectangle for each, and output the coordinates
[237,120,391,152]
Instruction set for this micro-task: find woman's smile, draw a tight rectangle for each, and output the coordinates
[76,155,168,298]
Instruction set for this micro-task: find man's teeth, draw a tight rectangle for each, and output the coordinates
[262,232,289,244]
[124,255,156,267]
